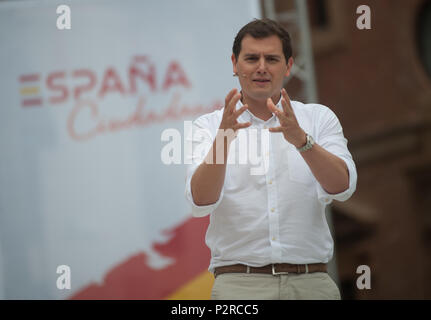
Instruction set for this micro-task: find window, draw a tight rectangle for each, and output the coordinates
[308,0,329,29]
[417,0,431,78]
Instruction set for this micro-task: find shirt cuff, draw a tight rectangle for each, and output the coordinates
[316,155,357,204]
[185,174,224,217]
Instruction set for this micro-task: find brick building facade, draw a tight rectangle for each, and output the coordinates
[264,0,431,299]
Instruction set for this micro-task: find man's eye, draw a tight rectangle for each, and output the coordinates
[246,57,257,61]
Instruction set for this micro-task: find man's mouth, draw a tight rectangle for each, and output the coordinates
[253,79,270,83]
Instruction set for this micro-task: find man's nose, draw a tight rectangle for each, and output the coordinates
[256,57,267,73]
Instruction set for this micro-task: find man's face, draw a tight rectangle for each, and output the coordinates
[232,34,293,102]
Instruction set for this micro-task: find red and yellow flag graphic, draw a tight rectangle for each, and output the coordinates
[70,216,213,300]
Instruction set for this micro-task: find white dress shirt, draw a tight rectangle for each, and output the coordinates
[185,98,357,273]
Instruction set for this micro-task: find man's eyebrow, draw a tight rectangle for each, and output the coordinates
[265,54,281,59]
[243,53,281,59]
[243,53,258,58]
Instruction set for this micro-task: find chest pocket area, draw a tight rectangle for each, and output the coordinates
[225,163,256,192]
[286,147,314,185]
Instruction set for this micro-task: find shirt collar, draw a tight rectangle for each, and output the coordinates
[235,97,282,125]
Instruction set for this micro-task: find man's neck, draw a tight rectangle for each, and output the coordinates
[241,92,281,121]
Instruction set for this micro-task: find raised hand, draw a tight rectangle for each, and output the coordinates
[267,88,306,148]
[219,89,252,134]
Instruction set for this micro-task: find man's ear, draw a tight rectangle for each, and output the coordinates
[231,53,238,75]
[285,57,294,77]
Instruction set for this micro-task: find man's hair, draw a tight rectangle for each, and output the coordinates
[232,18,293,62]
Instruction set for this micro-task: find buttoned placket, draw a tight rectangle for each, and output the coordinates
[239,106,283,262]
[264,116,282,262]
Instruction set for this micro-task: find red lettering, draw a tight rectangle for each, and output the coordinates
[67,99,102,141]
[46,71,68,104]
[73,69,96,100]
[99,67,126,98]
[129,56,157,93]
[162,61,191,91]
[67,94,220,142]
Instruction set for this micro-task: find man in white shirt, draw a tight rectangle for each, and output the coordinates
[185,19,357,299]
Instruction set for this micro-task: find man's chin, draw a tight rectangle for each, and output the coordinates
[248,92,274,102]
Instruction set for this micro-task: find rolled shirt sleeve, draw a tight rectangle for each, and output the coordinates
[184,118,224,217]
[314,106,357,204]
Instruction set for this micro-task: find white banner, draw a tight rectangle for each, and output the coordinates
[0,0,260,299]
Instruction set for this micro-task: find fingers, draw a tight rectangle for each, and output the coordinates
[225,88,238,110]
[233,122,252,131]
[232,105,251,131]
[267,97,284,116]
[281,88,294,115]
[225,88,242,115]
[227,92,242,114]
[268,126,284,133]
[233,104,248,119]
[266,98,278,114]
[267,98,286,124]
[220,89,249,132]
[281,98,288,115]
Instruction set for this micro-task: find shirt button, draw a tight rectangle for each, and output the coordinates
[264,125,268,129]
[271,208,275,213]
[272,237,276,241]
[268,180,272,184]
[324,198,330,203]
